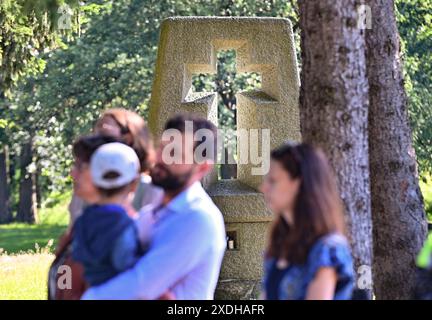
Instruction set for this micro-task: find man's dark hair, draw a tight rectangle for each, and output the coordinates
[164,113,218,162]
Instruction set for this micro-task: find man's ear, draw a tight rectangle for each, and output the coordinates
[197,160,214,178]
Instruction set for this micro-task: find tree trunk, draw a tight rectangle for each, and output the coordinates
[0,145,11,223]
[298,0,373,297]
[365,0,428,300]
[16,139,38,223]
[35,156,42,209]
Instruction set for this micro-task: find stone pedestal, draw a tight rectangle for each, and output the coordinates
[207,180,271,299]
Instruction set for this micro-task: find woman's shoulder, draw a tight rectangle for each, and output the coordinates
[316,233,350,248]
[308,233,355,299]
[307,232,353,267]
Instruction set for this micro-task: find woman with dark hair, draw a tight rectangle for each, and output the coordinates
[48,134,120,300]
[260,142,354,300]
[49,133,171,300]
[49,108,163,300]
[68,108,163,225]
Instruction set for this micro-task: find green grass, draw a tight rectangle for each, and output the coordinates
[0,191,70,300]
[0,223,67,254]
[0,191,70,254]
[38,191,70,226]
[0,252,54,300]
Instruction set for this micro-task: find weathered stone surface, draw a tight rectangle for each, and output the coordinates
[148,17,300,300]
[207,180,272,223]
[215,279,262,300]
[219,221,270,280]
[148,16,301,190]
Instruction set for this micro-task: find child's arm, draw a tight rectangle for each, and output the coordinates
[112,226,176,301]
[111,224,141,271]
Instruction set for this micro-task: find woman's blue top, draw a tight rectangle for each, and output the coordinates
[263,233,354,300]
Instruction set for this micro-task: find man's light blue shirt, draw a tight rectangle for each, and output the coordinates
[81,181,226,300]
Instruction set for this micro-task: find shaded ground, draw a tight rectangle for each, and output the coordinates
[0,223,66,254]
[0,191,70,254]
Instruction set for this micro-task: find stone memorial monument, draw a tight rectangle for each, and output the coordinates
[148,17,301,299]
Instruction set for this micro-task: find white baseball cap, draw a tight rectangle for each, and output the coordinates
[90,142,140,189]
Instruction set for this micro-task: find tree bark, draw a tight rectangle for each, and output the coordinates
[0,145,11,223]
[365,0,428,299]
[298,0,373,297]
[35,156,42,209]
[16,139,38,223]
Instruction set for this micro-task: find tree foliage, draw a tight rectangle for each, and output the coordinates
[0,0,430,219]
[396,0,432,178]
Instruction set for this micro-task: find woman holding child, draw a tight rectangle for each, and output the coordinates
[68,108,163,224]
[48,108,162,300]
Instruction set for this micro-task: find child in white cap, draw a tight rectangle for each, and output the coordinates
[72,142,144,286]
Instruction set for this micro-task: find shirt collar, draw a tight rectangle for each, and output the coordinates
[164,181,206,214]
